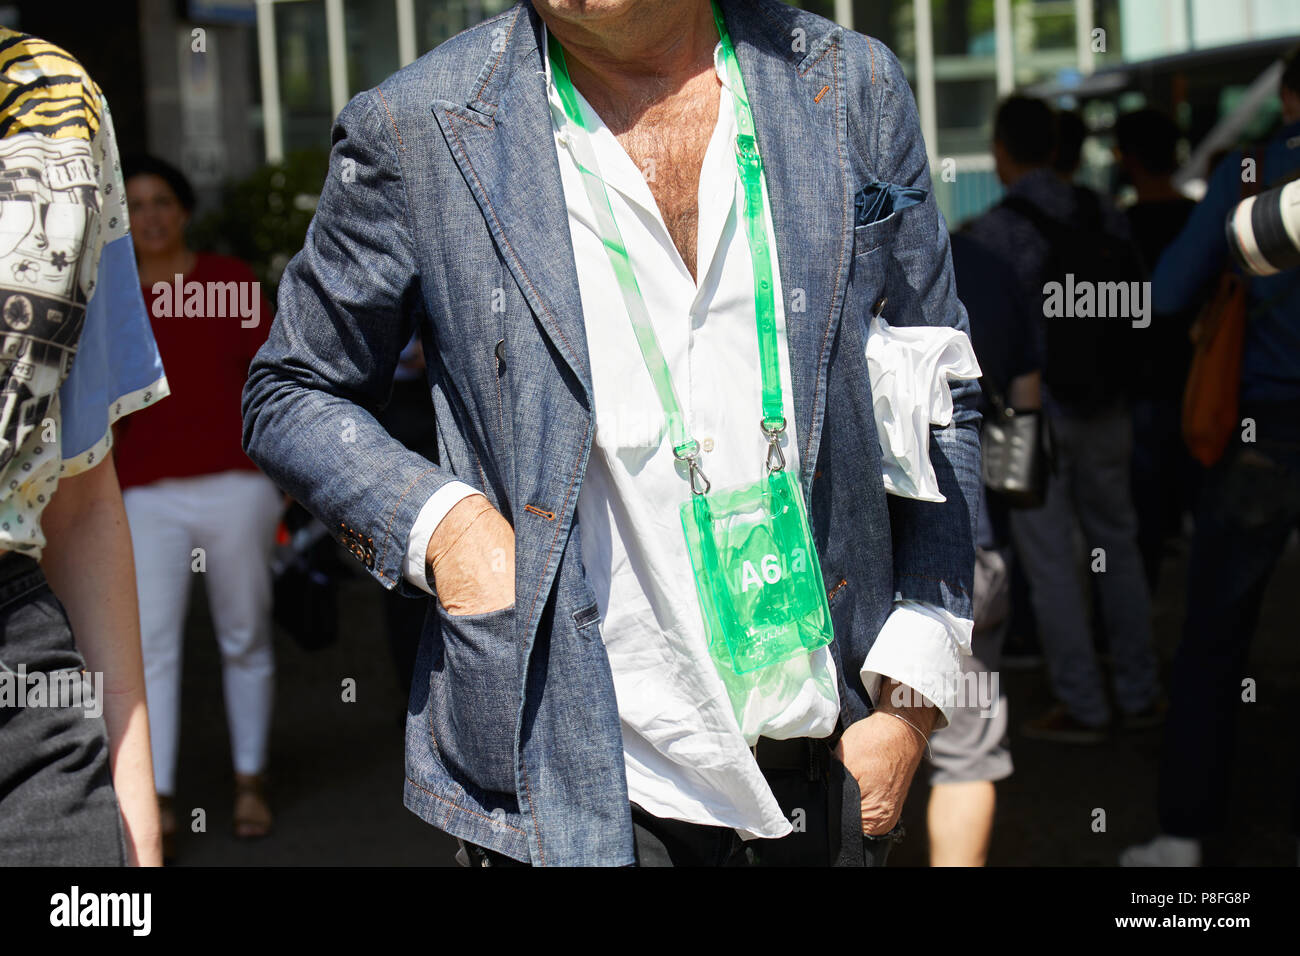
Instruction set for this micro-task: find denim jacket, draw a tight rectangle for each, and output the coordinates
[242,0,980,865]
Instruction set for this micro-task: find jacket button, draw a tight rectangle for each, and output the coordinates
[495,339,506,366]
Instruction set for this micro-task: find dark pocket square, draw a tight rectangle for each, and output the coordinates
[854,180,927,226]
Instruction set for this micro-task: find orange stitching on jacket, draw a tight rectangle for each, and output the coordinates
[803,47,847,472]
[524,504,555,520]
[814,85,830,103]
[422,708,461,832]
[524,453,581,625]
[516,445,587,869]
[455,109,494,130]
[375,88,404,148]
[405,775,526,835]
[520,766,545,866]
[379,465,440,580]
[473,7,521,107]
[799,41,836,77]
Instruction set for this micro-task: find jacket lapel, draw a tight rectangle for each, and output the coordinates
[725,0,852,502]
[431,4,593,405]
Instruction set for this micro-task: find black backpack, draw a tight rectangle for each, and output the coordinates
[1000,188,1145,410]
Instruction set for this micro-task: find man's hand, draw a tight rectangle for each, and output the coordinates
[833,678,939,836]
[425,495,516,615]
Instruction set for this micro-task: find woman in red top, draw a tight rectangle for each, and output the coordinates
[117,155,281,856]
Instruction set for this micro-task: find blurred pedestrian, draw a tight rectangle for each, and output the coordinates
[1123,47,1300,867]
[1053,109,1086,182]
[0,31,167,866]
[965,96,1162,744]
[923,231,1033,865]
[1114,108,1200,590]
[117,155,278,855]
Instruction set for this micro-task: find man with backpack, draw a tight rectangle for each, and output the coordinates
[1123,48,1300,867]
[964,96,1162,744]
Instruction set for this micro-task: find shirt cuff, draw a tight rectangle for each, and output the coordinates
[404,482,486,595]
[859,601,974,730]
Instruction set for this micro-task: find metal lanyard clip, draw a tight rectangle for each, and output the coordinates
[762,418,786,473]
[674,440,712,495]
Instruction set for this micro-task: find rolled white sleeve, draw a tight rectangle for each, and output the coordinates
[860,602,974,730]
[860,314,979,730]
[403,482,486,595]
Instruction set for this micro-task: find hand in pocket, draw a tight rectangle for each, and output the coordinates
[427,496,516,615]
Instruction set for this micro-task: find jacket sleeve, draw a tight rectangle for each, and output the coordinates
[870,42,981,622]
[242,88,460,596]
[1152,149,1241,315]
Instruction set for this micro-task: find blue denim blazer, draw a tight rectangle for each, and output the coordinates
[242,0,980,865]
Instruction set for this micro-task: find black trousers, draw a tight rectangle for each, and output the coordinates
[459,737,900,867]
[0,552,125,865]
[1158,406,1300,838]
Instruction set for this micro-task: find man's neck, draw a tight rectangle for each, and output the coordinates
[537,0,717,124]
[1001,162,1047,189]
[1131,171,1182,203]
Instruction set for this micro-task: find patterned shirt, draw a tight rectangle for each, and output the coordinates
[0,29,168,556]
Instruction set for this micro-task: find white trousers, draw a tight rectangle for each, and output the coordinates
[124,470,283,795]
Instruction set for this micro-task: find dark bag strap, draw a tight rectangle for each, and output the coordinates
[1000,188,1127,251]
[998,194,1071,243]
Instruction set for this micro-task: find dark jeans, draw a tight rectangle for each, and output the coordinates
[1131,396,1201,591]
[1158,406,1300,837]
[0,552,126,865]
[459,737,900,867]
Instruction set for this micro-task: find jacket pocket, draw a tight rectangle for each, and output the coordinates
[854,180,927,226]
[430,601,519,795]
[852,180,926,258]
[853,214,904,259]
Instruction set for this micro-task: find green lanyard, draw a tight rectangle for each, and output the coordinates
[548,0,786,495]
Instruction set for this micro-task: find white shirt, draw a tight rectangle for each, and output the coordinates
[404,35,974,840]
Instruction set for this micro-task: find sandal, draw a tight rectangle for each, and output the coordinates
[233,773,272,839]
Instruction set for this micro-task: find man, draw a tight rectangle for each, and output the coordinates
[1113,108,1199,591]
[965,96,1161,745]
[243,0,979,866]
[1052,109,1086,182]
[1123,48,1300,867]
[921,231,1033,866]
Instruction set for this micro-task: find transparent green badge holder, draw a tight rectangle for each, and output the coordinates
[681,468,833,675]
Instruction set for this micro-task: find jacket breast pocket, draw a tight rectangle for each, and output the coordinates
[852,215,901,259]
[851,180,926,259]
[430,601,520,795]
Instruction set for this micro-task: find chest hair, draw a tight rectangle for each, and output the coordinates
[597,73,720,281]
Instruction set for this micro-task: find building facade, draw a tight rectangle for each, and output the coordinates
[5,1,1296,226]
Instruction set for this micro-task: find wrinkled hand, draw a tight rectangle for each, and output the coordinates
[833,679,938,835]
[425,495,515,615]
